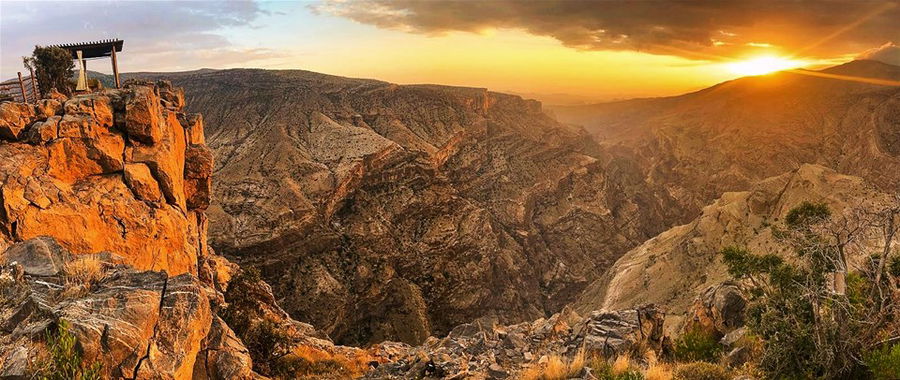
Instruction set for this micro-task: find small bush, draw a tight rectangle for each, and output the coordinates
[35,320,103,380]
[672,328,721,363]
[522,351,645,380]
[865,344,900,380]
[672,362,729,380]
[889,255,900,278]
[272,354,345,379]
[784,201,830,230]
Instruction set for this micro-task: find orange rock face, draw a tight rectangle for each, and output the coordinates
[0,81,213,275]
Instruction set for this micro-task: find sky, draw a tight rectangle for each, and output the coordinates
[1,0,898,103]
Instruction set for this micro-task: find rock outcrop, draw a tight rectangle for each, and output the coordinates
[574,164,896,334]
[130,69,681,345]
[0,81,213,274]
[685,282,746,336]
[0,83,253,379]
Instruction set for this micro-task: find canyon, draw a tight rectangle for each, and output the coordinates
[0,58,897,378]
[130,60,900,347]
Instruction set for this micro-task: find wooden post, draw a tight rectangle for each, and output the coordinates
[28,67,39,100]
[111,45,120,89]
[17,72,28,104]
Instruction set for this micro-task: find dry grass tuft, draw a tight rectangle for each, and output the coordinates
[58,256,106,299]
[521,351,586,380]
[612,355,632,375]
[645,362,674,380]
[288,345,374,378]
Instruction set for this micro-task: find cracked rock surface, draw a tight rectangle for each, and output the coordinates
[0,81,213,274]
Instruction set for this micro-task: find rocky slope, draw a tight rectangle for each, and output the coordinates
[0,83,380,379]
[573,164,896,334]
[126,69,683,346]
[552,60,900,217]
[0,82,234,378]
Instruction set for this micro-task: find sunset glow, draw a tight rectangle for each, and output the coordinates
[727,56,808,76]
[0,1,896,103]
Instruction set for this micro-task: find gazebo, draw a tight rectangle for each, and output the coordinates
[50,39,124,90]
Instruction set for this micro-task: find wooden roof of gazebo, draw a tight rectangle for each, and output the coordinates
[50,39,123,59]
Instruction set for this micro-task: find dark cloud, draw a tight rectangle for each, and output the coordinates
[316,0,899,61]
[858,42,900,65]
[0,1,274,78]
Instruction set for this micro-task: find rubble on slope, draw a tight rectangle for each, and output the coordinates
[364,305,667,379]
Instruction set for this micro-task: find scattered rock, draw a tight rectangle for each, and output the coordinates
[720,327,747,348]
[723,346,751,368]
[364,305,665,379]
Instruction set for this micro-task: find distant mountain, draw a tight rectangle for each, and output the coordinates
[128,68,682,346]
[551,60,900,218]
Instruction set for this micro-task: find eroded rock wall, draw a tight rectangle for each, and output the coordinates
[132,69,681,346]
[0,81,212,275]
[0,83,248,379]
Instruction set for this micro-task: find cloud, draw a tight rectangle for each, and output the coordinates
[315,0,899,61]
[857,42,900,65]
[0,1,268,78]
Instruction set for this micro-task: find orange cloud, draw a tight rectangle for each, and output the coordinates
[317,0,899,61]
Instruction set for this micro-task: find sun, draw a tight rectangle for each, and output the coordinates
[727,56,806,76]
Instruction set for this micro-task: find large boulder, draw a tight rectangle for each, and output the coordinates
[135,274,212,379]
[124,85,163,144]
[192,317,253,380]
[0,236,68,276]
[0,102,36,141]
[24,116,59,145]
[124,163,164,204]
[576,305,666,357]
[57,270,169,378]
[184,144,213,210]
[686,282,747,335]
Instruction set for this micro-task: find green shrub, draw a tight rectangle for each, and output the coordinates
[721,202,900,378]
[865,344,900,380]
[23,46,74,97]
[36,320,103,380]
[785,201,830,230]
[889,255,900,278]
[673,328,721,363]
[672,362,729,380]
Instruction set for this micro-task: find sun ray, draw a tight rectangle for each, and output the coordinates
[786,69,900,86]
